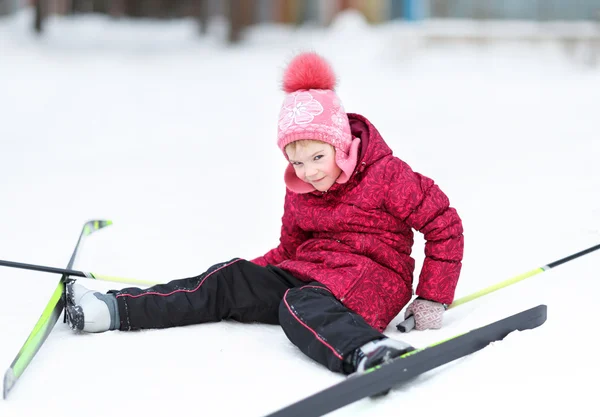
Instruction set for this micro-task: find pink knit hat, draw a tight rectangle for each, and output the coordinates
[277,52,360,193]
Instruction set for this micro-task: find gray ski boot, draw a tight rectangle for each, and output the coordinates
[347,337,415,397]
[65,280,120,333]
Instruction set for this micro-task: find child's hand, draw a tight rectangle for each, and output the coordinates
[404,298,446,330]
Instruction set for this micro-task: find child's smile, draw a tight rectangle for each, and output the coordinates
[286,141,342,192]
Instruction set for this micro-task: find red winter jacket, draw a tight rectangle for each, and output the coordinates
[252,114,464,331]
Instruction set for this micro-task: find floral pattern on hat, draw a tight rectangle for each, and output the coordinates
[331,109,346,128]
[278,91,324,131]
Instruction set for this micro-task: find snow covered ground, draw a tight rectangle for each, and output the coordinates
[1,8,599,417]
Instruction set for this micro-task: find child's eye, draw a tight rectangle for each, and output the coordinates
[314,155,324,161]
[292,161,303,166]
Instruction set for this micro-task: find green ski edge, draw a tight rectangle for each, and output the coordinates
[363,331,468,376]
[2,219,112,400]
[3,282,65,398]
[367,304,546,375]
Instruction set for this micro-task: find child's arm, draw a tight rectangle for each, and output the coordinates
[251,190,310,267]
[383,158,464,305]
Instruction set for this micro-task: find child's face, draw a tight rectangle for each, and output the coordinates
[286,141,342,192]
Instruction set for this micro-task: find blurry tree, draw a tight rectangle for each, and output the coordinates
[228,0,256,43]
[197,0,208,34]
[34,0,43,33]
[272,0,300,24]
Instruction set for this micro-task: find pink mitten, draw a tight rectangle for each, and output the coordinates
[404,298,446,330]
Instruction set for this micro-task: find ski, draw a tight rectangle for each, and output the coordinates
[2,220,112,399]
[264,304,548,417]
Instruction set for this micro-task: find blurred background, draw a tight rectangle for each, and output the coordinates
[1,0,599,52]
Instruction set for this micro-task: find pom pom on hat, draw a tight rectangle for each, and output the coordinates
[282,52,337,93]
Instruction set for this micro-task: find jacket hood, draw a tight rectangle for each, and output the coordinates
[348,113,393,174]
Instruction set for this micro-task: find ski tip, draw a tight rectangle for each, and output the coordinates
[531,304,547,317]
[3,368,15,400]
[83,220,113,236]
[538,304,548,323]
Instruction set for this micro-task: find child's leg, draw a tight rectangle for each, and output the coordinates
[70,259,303,332]
[278,283,412,374]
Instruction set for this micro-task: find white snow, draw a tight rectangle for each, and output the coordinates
[1,8,599,417]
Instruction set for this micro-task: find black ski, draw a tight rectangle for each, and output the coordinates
[264,304,547,417]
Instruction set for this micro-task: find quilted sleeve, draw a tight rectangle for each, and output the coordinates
[383,158,464,304]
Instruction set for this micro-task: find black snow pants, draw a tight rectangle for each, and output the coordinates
[111,258,385,374]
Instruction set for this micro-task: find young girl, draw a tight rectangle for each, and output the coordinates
[67,52,464,375]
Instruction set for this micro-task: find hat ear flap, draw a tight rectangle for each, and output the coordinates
[284,164,316,194]
[335,137,361,184]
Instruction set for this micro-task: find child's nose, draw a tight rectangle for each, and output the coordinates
[305,167,318,178]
